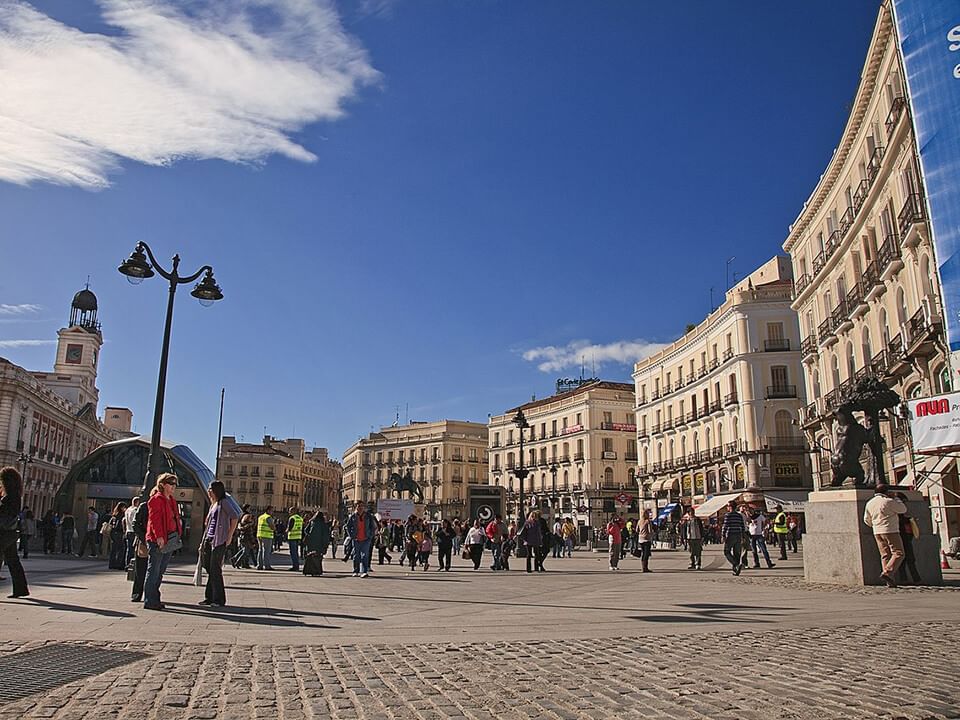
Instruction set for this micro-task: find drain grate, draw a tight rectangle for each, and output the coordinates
[0,643,151,705]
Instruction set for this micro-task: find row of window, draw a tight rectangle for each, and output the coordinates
[363,446,483,464]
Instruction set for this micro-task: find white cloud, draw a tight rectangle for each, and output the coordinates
[0,303,41,315]
[522,339,667,374]
[0,0,378,188]
[0,339,56,348]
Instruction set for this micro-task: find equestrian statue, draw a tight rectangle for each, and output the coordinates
[389,470,424,504]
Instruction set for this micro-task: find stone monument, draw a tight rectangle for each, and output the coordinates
[803,377,943,586]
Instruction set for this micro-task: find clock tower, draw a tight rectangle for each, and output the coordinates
[48,286,104,409]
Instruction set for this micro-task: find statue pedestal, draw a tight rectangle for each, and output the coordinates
[803,489,943,586]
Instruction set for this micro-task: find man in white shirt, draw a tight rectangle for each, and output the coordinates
[863,484,907,587]
[747,511,776,569]
[123,497,140,566]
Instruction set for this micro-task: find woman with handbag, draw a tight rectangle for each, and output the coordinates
[200,481,239,607]
[302,510,331,576]
[0,467,29,598]
[464,519,486,570]
[143,473,182,611]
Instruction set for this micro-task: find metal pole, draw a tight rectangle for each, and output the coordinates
[214,387,225,480]
[143,271,179,497]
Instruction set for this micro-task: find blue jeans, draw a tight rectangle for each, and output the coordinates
[352,538,372,574]
[288,540,300,570]
[124,533,135,566]
[257,538,273,569]
[144,542,171,608]
[751,536,773,567]
[490,542,502,570]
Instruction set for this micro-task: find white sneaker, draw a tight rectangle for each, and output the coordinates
[351,572,359,577]
[360,572,368,578]
[609,566,615,571]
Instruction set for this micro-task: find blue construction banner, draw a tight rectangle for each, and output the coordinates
[892,1,960,351]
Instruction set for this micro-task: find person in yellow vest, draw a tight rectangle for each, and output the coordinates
[773,504,789,560]
[256,506,275,570]
[286,507,304,572]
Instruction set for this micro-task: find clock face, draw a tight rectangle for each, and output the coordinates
[65,344,83,364]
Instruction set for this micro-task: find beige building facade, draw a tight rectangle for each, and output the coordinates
[220,435,340,515]
[488,380,637,532]
[0,288,133,515]
[783,2,958,543]
[341,420,489,521]
[634,257,811,512]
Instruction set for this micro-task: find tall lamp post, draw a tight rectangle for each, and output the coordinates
[549,462,558,518]
[118,242,223,495]
[512,409,530,528]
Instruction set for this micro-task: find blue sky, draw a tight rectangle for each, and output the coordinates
[0,0,879,467]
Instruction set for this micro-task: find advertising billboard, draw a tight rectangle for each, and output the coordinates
[892,1,960,351]
[907,391,960,454]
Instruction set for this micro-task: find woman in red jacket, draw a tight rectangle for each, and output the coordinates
[143,473,182,610]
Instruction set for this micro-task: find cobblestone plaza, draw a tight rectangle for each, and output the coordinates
[2,548,958,719]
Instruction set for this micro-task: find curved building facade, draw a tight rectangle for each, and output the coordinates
[782,2,958,542]
[56,435,214,552]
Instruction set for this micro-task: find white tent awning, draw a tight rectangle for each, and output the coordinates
[694,493,740,518]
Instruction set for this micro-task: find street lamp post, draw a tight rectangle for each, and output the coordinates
[118,242,223,496]
[549,462,558,518]
[512,410,530,529]
[18,452,32,483]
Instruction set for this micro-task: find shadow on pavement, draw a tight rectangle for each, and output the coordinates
[628,603,795,624]
[18,597,136,618]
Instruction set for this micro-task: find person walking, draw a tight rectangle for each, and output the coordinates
[748,510,776,569]
[40,510,56,554]
[680,507,704,570]
[123,498,140,566]
[637,509,654,573]
[436,519,455,571]
[452,519,463,555]
[302,510,331,576]
[485,514,505,571]
[606,514,624,571]
[286,507,304,572]
[722,501,747,575]
[535,512,551,572]
[895,492,922,585]
[19,509,35,559]
[787,514,800,553]
[143,473,182,610]
[376,519,393,565]
[552,517,563,559]
[561,517,576,558]
[863,484,907,588]
[419,530,433,571]
[517,512,543,573]
[346,500,376,577]
[199,480,239,607]
[130,495,149,603]
[464,519,486,571]
[233,506,256,568]
[60,510,75,554]
[107,502,128,570]
[76,506,100,557]
[772,505,789,560]
[256,506,276,570]
[0,467,29,598]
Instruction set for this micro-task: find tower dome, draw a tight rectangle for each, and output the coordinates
[72,288,98,312]
[70,285,100,332]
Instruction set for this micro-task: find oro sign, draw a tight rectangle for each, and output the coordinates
[907,391,960,453]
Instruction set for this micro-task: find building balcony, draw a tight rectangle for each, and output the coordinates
[724,392,739,407]
[709,399,723,414]
[574,452,585,462]
[866,145,885,183]
[818,317,838,348]
[686,373,696,384]
[833,299,853,334]
[839,205,855,236]
[637,427,649,439]
[765,436,806,451]
[697,366,708,378]
[675,376,685,389]
[898,193,926,248]
[766,385,797,399]
[852,177,870,214]
[847,280,869,319]
[625,453,638,462]
[558,454,571,464]
[661,419,674,432]
[885,96,906,139]
[794,273,811,298]
[801,334,818,360]
[723,347,734,362]
[763,338,791,352]
[906,305,942,356]
[878,233,904,281]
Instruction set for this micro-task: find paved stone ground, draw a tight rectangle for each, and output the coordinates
[0,622,958,719]
[2,547,958,718]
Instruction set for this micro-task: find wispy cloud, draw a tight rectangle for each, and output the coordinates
[0,339,56,349]
[0,303,42,315]
[0,0,378,189]
[522,339,667,374]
